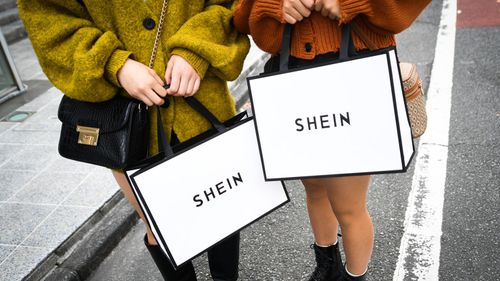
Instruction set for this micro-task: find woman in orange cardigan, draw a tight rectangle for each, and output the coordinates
[233,0,430,280]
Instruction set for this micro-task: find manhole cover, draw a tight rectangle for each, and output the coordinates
[1,111,34,122]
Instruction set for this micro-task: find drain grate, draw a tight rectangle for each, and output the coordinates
[1,111,35,122]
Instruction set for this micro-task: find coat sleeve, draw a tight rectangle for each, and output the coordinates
[232,0,284,55]
[339,0,432,35]
[233,0,255,35]
[165,0,251,81]
[17,0,132,102]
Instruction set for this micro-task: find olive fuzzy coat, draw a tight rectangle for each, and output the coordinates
[18,0,250,153]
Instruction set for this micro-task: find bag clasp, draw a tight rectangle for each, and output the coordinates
[76,125,100,146]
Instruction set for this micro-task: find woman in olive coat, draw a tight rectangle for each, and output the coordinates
[18,1,250,280]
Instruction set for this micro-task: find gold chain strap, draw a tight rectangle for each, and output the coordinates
[148,0,168,69]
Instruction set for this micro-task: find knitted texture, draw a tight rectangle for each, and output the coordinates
[233,0,431,58]
[18,0,250,153]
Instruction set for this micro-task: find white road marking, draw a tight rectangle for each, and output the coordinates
[393,0,457,280]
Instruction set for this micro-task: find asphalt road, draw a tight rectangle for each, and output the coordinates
[86,1,499,280]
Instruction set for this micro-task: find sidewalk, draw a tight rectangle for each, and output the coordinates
[0,38,267,281]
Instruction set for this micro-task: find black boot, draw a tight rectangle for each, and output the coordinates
[144,235,197,281]
[207,232,240,281]
[337,265,367,281]
[308,243,343,281]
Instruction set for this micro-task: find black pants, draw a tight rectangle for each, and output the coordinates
[206,233,240,281]
[146,232,240,281]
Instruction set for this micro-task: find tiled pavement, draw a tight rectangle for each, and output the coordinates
[0,38,265,281]
[0,39,120,281]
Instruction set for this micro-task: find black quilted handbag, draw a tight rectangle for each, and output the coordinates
[57,95,149,169]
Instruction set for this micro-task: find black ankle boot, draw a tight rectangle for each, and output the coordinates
[207,232,240,281]
[337,265,367,281]
[308,243,343,281]
[144,235,197,281]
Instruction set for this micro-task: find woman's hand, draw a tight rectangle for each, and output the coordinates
[164,55,201,97]
[283,0,315,24]
[314,0,341,20]
[117,59,167,106]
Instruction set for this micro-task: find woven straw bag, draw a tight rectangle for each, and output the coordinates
[350,23,427,138]
[399,62,427,138]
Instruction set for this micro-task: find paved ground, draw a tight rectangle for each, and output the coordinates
[0,39,121,281]
[440,2,500,279]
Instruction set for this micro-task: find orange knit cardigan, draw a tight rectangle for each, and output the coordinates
[233,0,431,59]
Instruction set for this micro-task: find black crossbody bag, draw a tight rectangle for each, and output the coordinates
[57,0,168,169]
[57,95,149,169]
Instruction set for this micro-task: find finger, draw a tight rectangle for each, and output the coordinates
[329,12,339,20]
[136,92,154,107]
[332,2,341,18]
[150,69,164,86]
[164,61,173,85]
[192,78,201,96]
[152,82,168,98]
[300,0,315,9]
[177,74,189,96]
[293,2,311,17]
[146,89,164,105]
[168,71,180,95]
[314,1,323,11]
[288,8,304,21]
[284,14,297,24]
[185,78,195,96]
[321,7,329,17]
[323,1,340,15]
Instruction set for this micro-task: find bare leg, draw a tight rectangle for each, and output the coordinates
[302,180,339,245]
[307,176,373,275]
[111,170,157,245]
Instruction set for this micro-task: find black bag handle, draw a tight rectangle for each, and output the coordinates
[279,24,293,71]
[156,89,228,157]
[184,97,226,132]
[156,106,173,156]
[279,23,356,71]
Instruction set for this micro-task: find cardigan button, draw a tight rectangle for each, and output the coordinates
[304,43,313,52]
[143,17,156,30]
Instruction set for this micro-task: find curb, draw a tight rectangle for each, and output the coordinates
[34,193,138,281]
[31,53,268,281]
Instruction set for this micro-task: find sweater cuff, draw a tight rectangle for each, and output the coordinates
[339,0,373,24]
[171,48,210,79]
[253,0,284,23]
[105,49,133,87]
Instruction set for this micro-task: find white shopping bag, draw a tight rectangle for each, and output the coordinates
[247,25,414,180]
[125,99,288,268]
